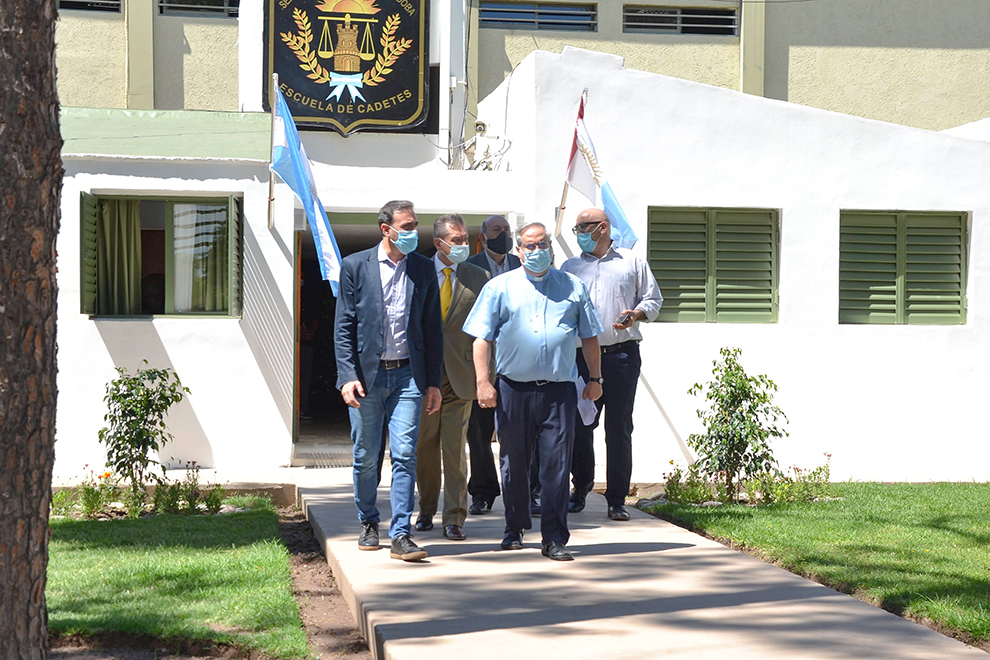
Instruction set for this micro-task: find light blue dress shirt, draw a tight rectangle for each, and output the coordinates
[463,267,604,383]
[378,244,409,360]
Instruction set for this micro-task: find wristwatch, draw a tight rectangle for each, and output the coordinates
[589,376,604,384]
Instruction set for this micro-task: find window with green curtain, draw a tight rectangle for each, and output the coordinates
[80,193,242,317]
[839,211,967,325]
[648,207,779,323]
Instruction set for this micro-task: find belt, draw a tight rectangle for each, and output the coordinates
[380,358,410,369]
[601,340,639,355]
[499,375,559,388]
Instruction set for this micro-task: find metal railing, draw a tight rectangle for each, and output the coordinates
[480,2,598,31]
[58,0,122,12]
[622,6,738,35]
[159,0,239,17]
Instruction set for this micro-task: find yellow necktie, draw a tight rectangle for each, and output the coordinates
[440,268,453,320]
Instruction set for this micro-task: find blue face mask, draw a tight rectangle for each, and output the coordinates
[444,243,470,264]
[523,248,552,274]
[389,227,419,254]
[576,231,599,253]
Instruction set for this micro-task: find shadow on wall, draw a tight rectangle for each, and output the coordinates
[153,19,191,109]
[95,319,215,468]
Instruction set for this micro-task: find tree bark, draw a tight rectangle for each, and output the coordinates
[0,1,62,658]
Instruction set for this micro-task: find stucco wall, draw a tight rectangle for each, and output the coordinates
[479,47,990,482]
[155,15,239,111]
[478,0,739,101]
[55,10,127,108]
[765,0,990,130]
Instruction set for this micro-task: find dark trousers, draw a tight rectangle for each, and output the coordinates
[496,377,576,545]
[467,401,501,504]
[573,342,641,507]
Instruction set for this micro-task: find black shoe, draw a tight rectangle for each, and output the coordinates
[530,498,541,517]
[414,516,434,532]
[358,522,379,551]
[390,534,428,561]
[443,524,467,541]
[541,541,574,561]
[568,491,586,513]
[608,505,631,521]
[468,498,491,515]
[500,528,524,550]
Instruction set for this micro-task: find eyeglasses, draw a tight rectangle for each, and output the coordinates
[571,222,602,235]
[520,241,550,251]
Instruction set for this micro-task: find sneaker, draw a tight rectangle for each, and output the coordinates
[390,534,428,561]
[358,522,379,551]
[500,528,524,550]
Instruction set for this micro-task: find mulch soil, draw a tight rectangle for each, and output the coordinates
[50,507,372,660]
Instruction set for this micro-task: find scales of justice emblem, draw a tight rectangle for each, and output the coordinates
[279,0,413,106]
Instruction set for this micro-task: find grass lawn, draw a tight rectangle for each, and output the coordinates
[647,482,990,643]
[47,499,309,659]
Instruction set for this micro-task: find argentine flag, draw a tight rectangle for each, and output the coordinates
[270,88,342,296]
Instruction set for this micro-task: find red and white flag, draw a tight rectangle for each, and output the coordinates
[565,90,599,204]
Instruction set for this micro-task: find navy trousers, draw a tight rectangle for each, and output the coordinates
[466,401,501,504]
[496,377,576,545]
[573,342,641,507]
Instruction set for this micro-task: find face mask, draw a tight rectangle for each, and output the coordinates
[523,248,552,274]
[486,231,511,255]
[389,227,419,254]
[442,240,469,264]
[577,230,599,253]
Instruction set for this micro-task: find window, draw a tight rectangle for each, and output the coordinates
[80,194,242,317]
[839,211,967,325]
[649,207,779,323]
[159,0,239,17]
[58,0,122,11]
[623,6,737,35]
[479,2,597,31]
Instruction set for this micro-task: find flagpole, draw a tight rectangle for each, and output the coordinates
[267,72,279,231]
[553,181,570,239]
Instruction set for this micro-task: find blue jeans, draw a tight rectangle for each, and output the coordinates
[350,364,423,538]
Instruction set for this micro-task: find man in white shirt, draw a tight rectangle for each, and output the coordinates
[560,208,663,521]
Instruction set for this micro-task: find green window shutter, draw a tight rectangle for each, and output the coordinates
[713,209,777,323]
[839,213,898,324]
[80,192,99,315]
[648,208,707,322]
[904,213,966,325]
[228,195,243,317]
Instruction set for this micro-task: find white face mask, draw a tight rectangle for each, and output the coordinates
[441,239,469,264]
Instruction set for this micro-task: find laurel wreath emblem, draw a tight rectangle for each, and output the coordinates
[279,8,413,87]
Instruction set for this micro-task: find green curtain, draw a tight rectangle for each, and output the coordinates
[96,199,142,315]
[173,203,227,313]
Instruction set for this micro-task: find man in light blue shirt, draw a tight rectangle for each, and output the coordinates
[463,222,604,561]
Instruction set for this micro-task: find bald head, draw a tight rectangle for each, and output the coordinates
[575,208,608,226]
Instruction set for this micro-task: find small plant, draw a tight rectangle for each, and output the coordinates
[746,454,833,504]
[79,467,118,519]
[182,462,201,513]
[98,362,189,509]
[662,461,722,504]
[203,485,227,515]
[687,347,789,501]
[51,488,76,516]
[153,479,183,515]
[123,488,147,519]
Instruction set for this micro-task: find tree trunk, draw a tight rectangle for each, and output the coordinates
[0,1,62,658]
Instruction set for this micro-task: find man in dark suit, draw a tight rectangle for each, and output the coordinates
[414,214,491,541]
[335,200,443,562]
[464,215,521,515]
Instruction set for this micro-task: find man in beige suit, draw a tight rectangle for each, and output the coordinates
[415,214,491,540]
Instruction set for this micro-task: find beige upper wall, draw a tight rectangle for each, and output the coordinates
[154,15,239,111]
[478,0,740,100]
[55,10,127,109]
[765,0,990,130]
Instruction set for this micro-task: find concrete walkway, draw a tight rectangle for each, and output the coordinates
[298,468,984,660]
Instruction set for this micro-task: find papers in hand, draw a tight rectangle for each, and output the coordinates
[575,377,598,426]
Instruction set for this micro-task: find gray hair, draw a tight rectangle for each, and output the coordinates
[515,221,548,246]
[378,200,415,226]
[433,213,466,240]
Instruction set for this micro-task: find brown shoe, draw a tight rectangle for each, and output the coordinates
[443,524,466,541]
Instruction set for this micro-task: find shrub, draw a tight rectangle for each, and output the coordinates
[98,362,189,507]
[687,347,788,501]
[51,488,76,516]
[203,485,227,515]
[79,467,118,519]
[663,462,722,504]
[153,480,183,515]
[746,454,832,504]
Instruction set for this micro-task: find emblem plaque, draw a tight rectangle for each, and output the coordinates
[264,0,429,135]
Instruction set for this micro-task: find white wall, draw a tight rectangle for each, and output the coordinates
[479,47,990,482]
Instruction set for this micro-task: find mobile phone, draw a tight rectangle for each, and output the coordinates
[614,312,633,326]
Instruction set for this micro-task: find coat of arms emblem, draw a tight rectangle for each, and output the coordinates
[265,0,429,136]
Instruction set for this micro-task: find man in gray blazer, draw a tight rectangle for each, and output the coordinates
[414,214,491,541]
[334,200,443,562]
[464,215,521,515]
